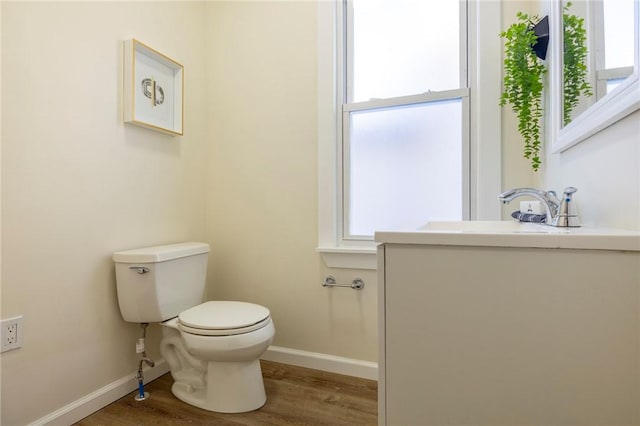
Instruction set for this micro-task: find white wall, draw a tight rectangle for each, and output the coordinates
[1,2,207,424]
[501,1,640,231]
[543,110,640,229]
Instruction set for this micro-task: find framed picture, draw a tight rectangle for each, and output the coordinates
[123,39,183,136]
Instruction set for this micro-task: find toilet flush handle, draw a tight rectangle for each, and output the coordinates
[129,266,150,274]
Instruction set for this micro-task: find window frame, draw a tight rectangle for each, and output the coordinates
[591,0,635,101]
[317,0,502,269]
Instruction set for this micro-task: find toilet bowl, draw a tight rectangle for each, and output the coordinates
[160,301,275,413]
[112,242,276,413]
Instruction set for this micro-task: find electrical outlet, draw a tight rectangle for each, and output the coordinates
[1,316,23,353]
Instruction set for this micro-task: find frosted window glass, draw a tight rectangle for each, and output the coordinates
[350,0,460,102]
[603,0,634,69]
[348,100,463,236]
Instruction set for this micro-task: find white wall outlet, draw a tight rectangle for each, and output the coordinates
[1,316,24,353]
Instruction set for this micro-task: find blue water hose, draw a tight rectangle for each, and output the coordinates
[138,379,145,399]
[134,371,149,401]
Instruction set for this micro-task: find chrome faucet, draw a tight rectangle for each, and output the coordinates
[498,187,581,227]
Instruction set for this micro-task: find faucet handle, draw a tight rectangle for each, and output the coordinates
[560,187,578,212]
[545,190,559,204]
[555,187,581,227]
[562,187,577,197]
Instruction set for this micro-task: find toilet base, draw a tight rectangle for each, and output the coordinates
[160,316,275,413]
[171,359,267,413]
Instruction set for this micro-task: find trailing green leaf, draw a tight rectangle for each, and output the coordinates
[563,2,592,125]
[500,12,547,172]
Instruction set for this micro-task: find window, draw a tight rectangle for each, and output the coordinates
[343,0,468,239]
[317,0,501,268]
[592,0,635,99]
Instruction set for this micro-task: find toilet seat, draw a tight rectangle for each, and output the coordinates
[178,301,271,336]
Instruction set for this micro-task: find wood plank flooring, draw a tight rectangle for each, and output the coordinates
[74,361,378,425]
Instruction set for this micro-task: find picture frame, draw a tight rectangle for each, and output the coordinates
[123,39,183,136]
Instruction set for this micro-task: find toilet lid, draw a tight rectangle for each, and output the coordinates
[178,301,270,336]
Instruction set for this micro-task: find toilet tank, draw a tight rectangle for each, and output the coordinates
[113,242,210,323]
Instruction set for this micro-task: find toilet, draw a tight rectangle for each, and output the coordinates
[112,242,275,413]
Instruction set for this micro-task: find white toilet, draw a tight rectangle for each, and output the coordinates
[113,242,275,413]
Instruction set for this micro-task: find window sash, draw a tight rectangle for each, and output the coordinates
[341,90,470,240]
[344,0,469,103]
[596,66,634,98]
[340,1,469,241]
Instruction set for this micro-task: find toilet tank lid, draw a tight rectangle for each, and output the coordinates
[113,242,210,263]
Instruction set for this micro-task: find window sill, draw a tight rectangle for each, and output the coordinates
[316,246,378,270]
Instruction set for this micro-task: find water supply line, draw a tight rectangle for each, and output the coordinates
[134,323,155,401]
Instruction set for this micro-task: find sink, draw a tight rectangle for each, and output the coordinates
[419,220,570,234]
[376,220,639,251]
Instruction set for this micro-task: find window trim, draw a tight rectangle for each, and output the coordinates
[317,0,502,269]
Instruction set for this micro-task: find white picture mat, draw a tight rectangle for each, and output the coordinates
[134,52,175,129]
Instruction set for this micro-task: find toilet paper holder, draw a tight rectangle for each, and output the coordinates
[322,275,365,290]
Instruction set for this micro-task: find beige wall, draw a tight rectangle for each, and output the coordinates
[501,1,539,192]
[1,2,207,424]
[203,1,378,361]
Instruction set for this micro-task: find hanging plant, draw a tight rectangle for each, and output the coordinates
[563,2,592,125]
[500,12,547,172]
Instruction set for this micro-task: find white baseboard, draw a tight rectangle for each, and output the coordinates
[261,346,378,381]
[29,346,377,425]
[30,360,169,426]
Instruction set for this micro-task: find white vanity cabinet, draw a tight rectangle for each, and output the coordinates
[376,226,640,426]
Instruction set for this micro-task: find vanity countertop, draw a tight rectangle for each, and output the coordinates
[374,221,640,251]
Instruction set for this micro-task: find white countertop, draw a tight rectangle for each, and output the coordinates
[374,221,640,251]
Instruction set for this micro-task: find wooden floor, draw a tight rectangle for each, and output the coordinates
[75,360,378,425]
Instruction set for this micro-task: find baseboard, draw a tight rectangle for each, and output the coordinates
[29,360,169,426]
[261,346,378,381]
[29,346,376,425]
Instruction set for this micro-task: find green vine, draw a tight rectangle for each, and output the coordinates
[563,2,592,125]
[500,12,547,172]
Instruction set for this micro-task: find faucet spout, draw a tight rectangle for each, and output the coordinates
[497,187,560,224]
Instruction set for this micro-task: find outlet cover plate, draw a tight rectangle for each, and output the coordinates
[1,316,23,352]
